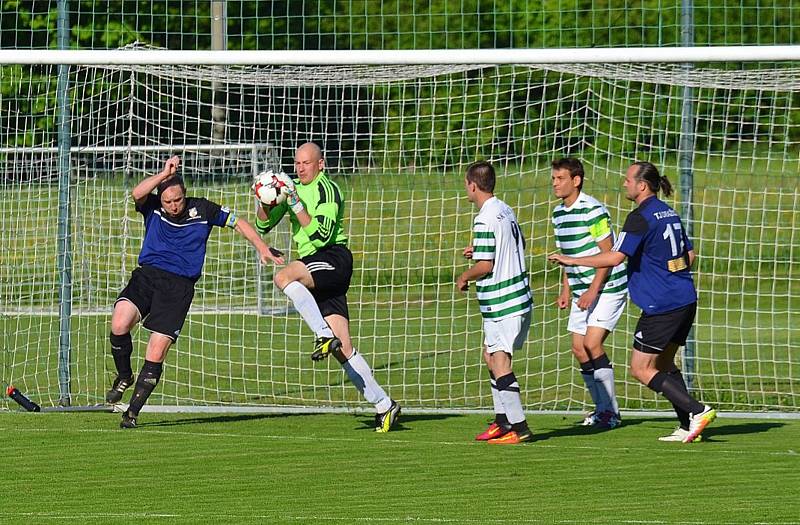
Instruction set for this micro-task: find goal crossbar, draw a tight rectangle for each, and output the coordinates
[3,46,800,66]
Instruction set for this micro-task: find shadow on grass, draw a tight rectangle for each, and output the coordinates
[699,421,785,441]
[137,412,316,428]
[354,412,458,432]
[529,416,654,442]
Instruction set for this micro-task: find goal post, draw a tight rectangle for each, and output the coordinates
[1,48,799,414]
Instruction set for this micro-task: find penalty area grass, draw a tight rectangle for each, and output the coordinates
[0,411,798,524]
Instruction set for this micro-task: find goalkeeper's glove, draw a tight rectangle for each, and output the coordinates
[276,172,305,215]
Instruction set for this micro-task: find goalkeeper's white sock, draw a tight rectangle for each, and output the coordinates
[282,281,334,338]
[342,349,392,413]
[496,372,526,425]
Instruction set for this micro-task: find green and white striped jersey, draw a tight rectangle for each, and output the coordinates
[552,192,628,298]
[471,196,533,320]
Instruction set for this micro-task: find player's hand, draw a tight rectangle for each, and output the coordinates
[463,245,474,259]
[576,289,598,310]
[557,290,570,309]
[162,155,180,179]
[259,245,285,266]
[276,172,305,214]
[274,172,295,194]
[456,274,469,293]
[548,252,573,266]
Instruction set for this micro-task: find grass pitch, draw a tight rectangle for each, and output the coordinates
[1,411,798,524]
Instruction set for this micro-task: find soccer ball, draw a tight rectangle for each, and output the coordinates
[253,170,288,207]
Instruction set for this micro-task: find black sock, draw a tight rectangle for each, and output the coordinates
[511,420,530,433]
[668,369,691,430]
[647,371,704,416]
[110,332,133,378]
[127,360,163,417]
[579,359,594,384]
[593,353,612,369]
[495,413,509,427]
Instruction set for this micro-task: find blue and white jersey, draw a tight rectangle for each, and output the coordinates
[136,194,237,280]
[613,195,696,315]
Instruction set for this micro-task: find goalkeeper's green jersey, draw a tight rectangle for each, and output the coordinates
[255,171,347,257]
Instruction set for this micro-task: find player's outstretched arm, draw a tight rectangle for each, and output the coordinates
[548,250,625,269]
[235,218,285,266]
[131,155,180,206]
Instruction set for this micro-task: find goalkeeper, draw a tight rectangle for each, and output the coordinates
[107,155,283,428]
[255,142,400,432]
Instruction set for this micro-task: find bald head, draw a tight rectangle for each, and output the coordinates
[294,142,325,184]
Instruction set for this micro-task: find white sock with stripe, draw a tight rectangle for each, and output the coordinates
[594,367,619,415]
[489,374,505,421]
[580,366,605,414]
[342,350,392,413]
[496,372,526,425]
[282,281,334,338]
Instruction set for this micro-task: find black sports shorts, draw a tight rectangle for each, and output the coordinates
[300,244,353,319]
[115,265,195,341]
[633,302,696,354]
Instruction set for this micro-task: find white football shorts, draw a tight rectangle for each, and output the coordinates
[484,310,532,355]
[567,292,626,335]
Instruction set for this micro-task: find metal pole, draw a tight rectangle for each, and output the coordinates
[679,0,696,391]
[211,1,227,142]
[56,0,72,406]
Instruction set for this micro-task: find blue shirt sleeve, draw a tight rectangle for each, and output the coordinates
[203,199,237,229]
[135,193,160,218]
[614,210,648,257]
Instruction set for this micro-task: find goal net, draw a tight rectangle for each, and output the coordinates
[2,51,798,413]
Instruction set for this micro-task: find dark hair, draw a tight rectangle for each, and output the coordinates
[157,176,186,197]
[465,161,496,193]
[631,161,672,197]
[551,157,585,191]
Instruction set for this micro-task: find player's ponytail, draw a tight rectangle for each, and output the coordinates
[659,174,673,197]
[632,161,672,197]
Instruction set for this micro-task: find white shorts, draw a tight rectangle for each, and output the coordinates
[483,311,532,355]
[567,292,626,336]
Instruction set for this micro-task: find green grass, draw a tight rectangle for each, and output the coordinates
[0,412,798,524]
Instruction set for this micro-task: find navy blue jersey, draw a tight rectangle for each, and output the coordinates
[136,194,237,280]
[613,195,696,314]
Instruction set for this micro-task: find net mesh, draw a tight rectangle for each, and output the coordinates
[1,59,798,412]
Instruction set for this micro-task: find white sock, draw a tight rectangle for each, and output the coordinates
[580,369,605,413]
[594,367,620,415]
[496,373,526,425]
[490,376,505,419]
[282,281,334,338]
[342,350,392,413]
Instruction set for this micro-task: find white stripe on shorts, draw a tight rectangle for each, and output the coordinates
[306,262,336,273]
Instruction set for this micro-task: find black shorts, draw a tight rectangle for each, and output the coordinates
[115,265,195,341]
[633,302,696,354]
[300,244,353,319]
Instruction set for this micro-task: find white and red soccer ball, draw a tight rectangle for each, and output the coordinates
[253,170,289,207]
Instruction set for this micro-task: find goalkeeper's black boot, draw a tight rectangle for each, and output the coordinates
[106,374,135,404]
[120,410,137,429]
[311,336,342,362]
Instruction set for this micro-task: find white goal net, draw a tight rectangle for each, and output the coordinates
[1,51,798,413]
